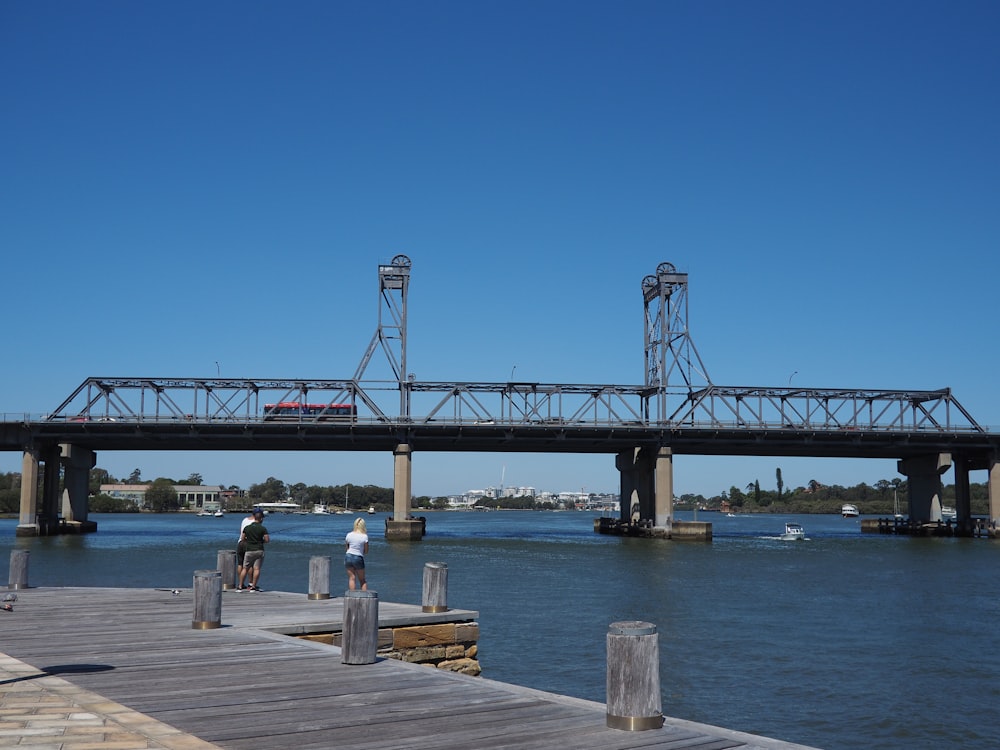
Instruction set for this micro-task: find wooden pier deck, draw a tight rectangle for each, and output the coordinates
[1,587,818,749]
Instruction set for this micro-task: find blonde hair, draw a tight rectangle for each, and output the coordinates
[353,517,367,534]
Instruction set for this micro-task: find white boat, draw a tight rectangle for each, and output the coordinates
[337,487,354,514]
[312,504,331,515]
[213,510,224,518]
[367,506,376,515]
[196,510,213,517]
[780,522,806,541]
[941,505,957,520]
[841,503,859,518]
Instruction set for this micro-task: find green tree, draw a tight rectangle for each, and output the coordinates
[127,468,143,484]
[89,468,115,494]
[183,473,203,486]
[776,467,784,499]
[89,493,139,513]
[145,478,179,512]
[248,477,287,504]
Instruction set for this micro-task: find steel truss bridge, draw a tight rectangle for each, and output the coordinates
[1,378,996,463]
[2,256,999,538]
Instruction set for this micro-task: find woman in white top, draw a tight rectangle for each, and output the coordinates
[344,517,369,591]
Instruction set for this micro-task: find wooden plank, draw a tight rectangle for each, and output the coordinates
[0,587,818,750]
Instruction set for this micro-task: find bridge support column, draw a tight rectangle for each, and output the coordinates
[897,453,951,523]
[35,445,64,536]
[60,444,97,533]
[988,460,1000,536]
[654,447,673,530]
[952,456,974,535]
[616,449,653,524]
[386,443,423,541]
[16,449,40,537]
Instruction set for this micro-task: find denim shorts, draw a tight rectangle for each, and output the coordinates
[345,553,365,569]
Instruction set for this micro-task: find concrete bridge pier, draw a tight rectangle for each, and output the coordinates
[16,445,98,536]
[897,453,951,523]
[16,449,40,537]
[989,460,1000,537]
[951,455,975,535]
[616,448,652,524]
[60,443,97,533]
[615,447,675,537]
[385,443,423,541]
[17,446,60,536]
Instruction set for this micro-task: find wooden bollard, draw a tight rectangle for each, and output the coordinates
[341,590,378,664]
[421,561,448,612]
[606,621,664,730]
[217,550,237,590]
[8,550,29,590]
[192,570,222,630]
[308,556,331,600]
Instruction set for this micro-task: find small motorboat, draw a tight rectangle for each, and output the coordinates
[213,510,224,518]
[367,506,376,515]
[841,503,859,518]
[780,522,806,541]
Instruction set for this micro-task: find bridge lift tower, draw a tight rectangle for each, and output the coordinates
[618,262,711,534]
[353,254,423,539]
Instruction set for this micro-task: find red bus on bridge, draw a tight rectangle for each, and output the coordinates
[263,402,357,420]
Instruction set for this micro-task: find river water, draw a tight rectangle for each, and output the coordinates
[2,510,997,750]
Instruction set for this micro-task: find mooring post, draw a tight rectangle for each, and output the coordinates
[192,569,222,630]
[8,550,29,589]
[217,550,237,590]
[308,555,331,600]
[422,561,448,612]
[606,620,664,731]
[342,590,378,664]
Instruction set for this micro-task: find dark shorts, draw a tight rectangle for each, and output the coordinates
[345,553,365,570]
[237,540,247,565]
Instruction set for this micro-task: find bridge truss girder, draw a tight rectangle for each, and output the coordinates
[37,377,984,434]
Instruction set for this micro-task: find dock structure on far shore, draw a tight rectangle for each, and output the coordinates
[0,587,819,750]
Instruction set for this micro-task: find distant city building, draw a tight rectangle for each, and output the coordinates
[99,483,225,511]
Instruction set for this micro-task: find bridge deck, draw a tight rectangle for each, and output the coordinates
[1,587,817,750]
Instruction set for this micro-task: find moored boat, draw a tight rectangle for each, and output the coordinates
[841,503,859,518]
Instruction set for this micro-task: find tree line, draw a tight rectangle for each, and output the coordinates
[0,468,994,516]
[678,475,993,515]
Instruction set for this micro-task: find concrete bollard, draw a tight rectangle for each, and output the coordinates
[8,550,29,590]
[606,621,664,731]
[217,550,237,590]
[341,590,378,664]
[308,555,331,600]
[192,570,222,630]
[421,561,448,612]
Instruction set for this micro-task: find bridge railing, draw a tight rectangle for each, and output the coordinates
[7,377,985,434]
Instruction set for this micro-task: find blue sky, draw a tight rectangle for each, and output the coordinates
[2,1,998,498]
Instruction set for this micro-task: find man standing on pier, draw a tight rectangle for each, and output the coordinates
[236,509,256,590]
[238,509,270,591]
